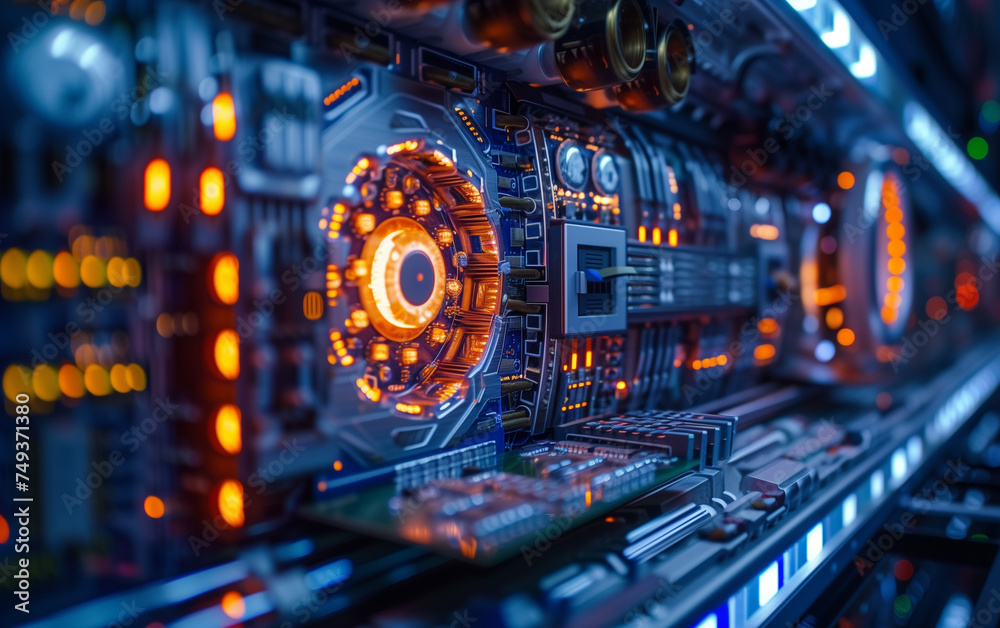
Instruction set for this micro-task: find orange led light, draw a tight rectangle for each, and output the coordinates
[837,171,855,190]
[652,227,662,246]
[616,381,627,390]
[221,591,245,620]
[754,344,776,361]
[638,225,647,243]
[199,167,225,215]
[217,480,245,528]
[814,284,847,306]
[213,404,242,455]
[214,330,240,380]
[209,253,239,305]
[144,158,171,211]
[668,229,679,247]
[837,328,855,346]
[825,307,844,330]
[212,93,236,141]
[333,460,344,471]
[757,318,778,335]
[144,496,165,519]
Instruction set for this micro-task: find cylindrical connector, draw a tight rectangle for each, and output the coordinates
[615,20,694,111]
[554,0,647,91]
[465,0,575,51]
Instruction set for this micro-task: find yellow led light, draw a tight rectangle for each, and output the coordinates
[213,404,242,455]
[0,249,27,289]
[217,480,245,528]
[214,330,240,380]
[26,250,54,289]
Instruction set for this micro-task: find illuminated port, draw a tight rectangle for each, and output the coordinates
[217,480,245,528]
[214,330,241,380]
[209,253,239,305]
[144,158,171,211]
[213,404,242,455]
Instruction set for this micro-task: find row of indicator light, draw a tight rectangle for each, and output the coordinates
[144,160,226,215]
[3,362,146,403]
[142,92,235,212]
[637,225,679,247]
[0,249,141,292]
[880,178,906,325]
[692,362,1000,628]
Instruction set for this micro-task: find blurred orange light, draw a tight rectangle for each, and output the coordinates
[652,227,662,245]
[825,307,844,329]
[212,93,237,141]
[668,229,679,247]
[638,226,647,243]
[221,591,245,619]
[214,405,242,455]
[0,515,8,543]
[837,328,855,346]
[214,330,240,380]
[616,380,627,390]
[209,253,239,305]
[144,158,171,211]
[814,285,847,306]
[754,344,776,361]
[837,171,855,189]
[144,496,165,519]
[199,167,225,215]
[217,480,245,528]
[881,306,898,324]
[758,318,778,334]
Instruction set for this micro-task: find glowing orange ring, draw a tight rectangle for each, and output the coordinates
[357,216,446,342]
